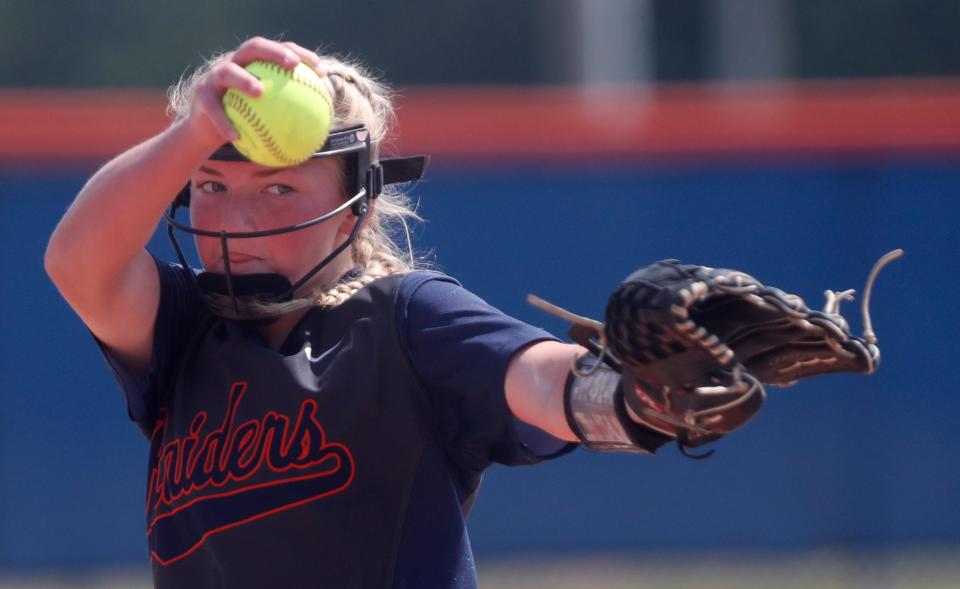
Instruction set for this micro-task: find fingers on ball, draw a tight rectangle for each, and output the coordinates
[233,37,300,70]
[197,91,239,142]
[281,41,326,76]
[210,62,263,97]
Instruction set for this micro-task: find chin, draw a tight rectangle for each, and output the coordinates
[206,261,279,275]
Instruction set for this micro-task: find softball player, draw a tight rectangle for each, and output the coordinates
[46,33,889,589]
[45,37,584,588]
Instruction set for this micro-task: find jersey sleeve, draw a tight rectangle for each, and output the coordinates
[93,254,206,437]
[396,272,578,477]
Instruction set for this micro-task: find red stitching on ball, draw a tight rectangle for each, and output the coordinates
[223,91,297,165]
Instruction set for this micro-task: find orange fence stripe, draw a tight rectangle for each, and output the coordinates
[0,90,169,162]
[2,78,960,165]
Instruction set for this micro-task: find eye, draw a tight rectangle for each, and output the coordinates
[265,184,295,196]
[197,180,226,194]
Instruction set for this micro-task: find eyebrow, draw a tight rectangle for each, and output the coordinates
[197,165,290,178]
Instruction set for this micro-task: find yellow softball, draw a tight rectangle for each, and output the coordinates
[222,60,334,168]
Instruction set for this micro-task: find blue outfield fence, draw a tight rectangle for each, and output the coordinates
[0,158,957,568]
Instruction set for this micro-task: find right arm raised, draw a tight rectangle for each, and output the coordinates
[44,37,321,375]
[44,121,227,374]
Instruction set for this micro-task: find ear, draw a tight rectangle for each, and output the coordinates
[337,200,376,236]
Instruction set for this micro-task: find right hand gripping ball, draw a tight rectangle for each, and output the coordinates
[223,60,334,168]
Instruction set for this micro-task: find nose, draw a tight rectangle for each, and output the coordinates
[194,191,261,235]
[219,203,259,235]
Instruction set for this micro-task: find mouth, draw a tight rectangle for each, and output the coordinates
[225,253,262,265]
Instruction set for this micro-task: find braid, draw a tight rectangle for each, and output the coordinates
[302,57,420,310]
[319,59,394,150]
[312,250,406,308]
[327,70,365,97]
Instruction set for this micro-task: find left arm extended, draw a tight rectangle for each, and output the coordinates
[507,252,901,456]
[504,341,584,442]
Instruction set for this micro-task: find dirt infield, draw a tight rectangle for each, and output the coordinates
[478,548,960,589]
[2,548,958,588]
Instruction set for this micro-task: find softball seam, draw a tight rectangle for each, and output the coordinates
[224,61,334,166]
[223,91,297,165]
[256,61,334,116]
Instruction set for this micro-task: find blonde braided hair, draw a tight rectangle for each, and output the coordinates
[168,45,423,315]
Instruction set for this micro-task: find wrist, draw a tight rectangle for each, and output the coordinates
[168,115,230,159]
[563,353,674,454]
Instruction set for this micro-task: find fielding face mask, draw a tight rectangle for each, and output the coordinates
[164,125,427,322]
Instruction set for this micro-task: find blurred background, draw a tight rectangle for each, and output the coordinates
[1,0,958,587]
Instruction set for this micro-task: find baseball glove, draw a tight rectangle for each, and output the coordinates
[529,249,901,456]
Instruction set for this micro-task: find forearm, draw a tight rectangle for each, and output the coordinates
[506,340,678,454]
[45,120,217,283]
[504,340,584,442]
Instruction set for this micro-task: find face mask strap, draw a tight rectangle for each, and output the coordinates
[218,231,240,314]
[163,191,370,313]
[166,209,196,280]
[280,203,369,300]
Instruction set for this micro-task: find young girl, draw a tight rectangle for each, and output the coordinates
[45,37,586,588]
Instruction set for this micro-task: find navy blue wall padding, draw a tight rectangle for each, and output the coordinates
[0,158,956,567]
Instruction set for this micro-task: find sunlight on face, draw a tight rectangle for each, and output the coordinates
[188,156,355,285]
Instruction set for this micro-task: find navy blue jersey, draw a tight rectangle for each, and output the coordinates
[96,257,576,588]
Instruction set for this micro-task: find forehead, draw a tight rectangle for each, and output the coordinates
[196,157,342,181]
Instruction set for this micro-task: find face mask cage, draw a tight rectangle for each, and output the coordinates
[163,124,428,319]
